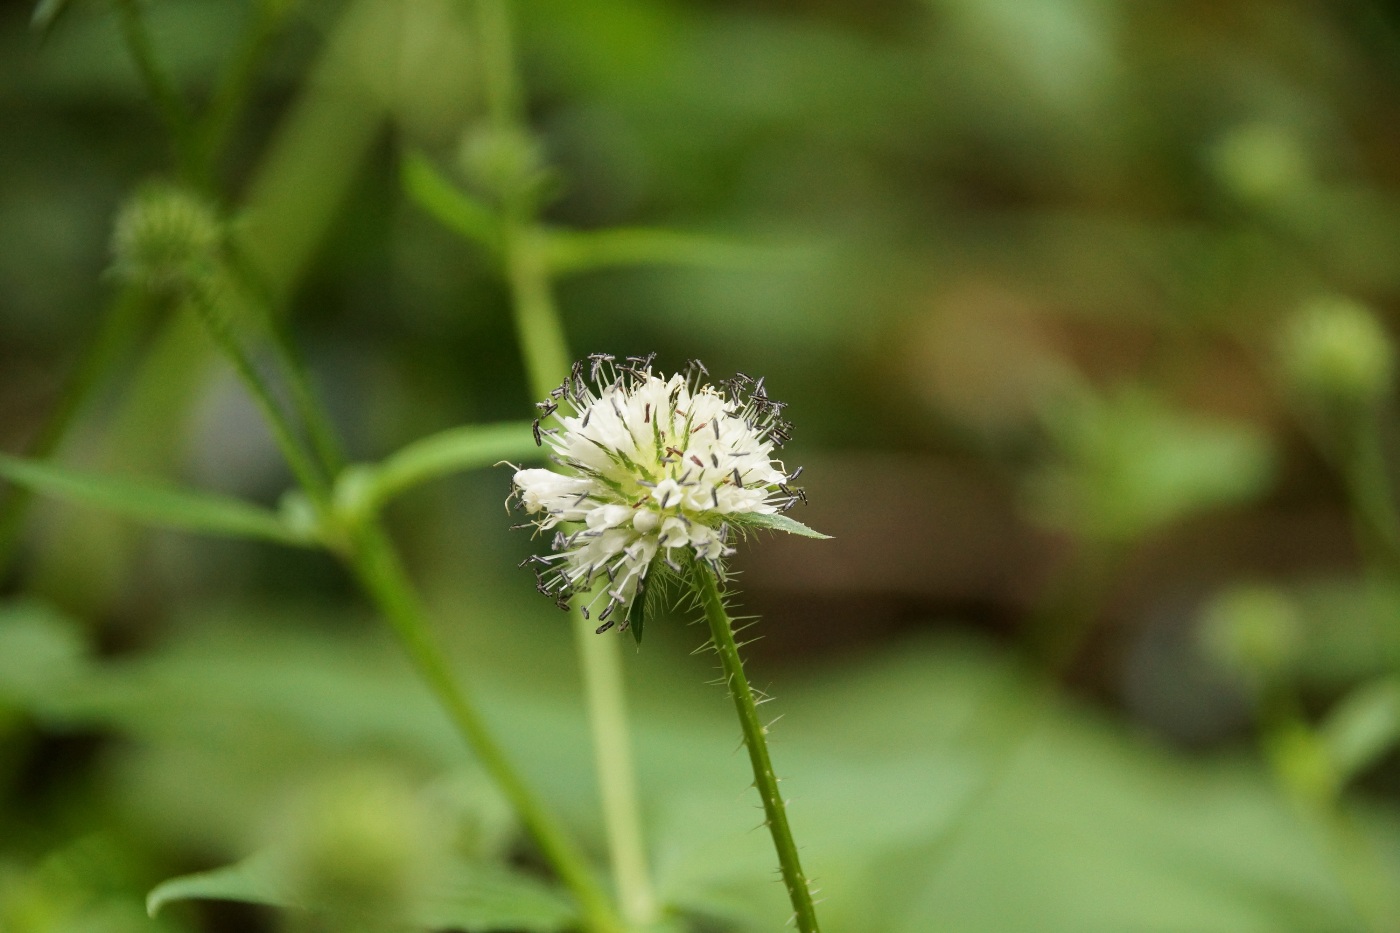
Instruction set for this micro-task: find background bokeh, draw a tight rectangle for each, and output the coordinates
[6,0,1400,930]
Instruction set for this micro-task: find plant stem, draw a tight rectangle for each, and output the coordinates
[0,286,152,576]
[113,0,200,184]
[474,0,656,923]
[191,281,626,933]
[693,565,822,933]
[345,520,625,933]
[504,222,657,926]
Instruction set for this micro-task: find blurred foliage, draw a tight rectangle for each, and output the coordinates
[8,0,1400,930]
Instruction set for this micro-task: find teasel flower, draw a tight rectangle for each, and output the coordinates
[510,354,817,636]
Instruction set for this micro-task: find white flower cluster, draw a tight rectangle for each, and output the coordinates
[512,355,804,632]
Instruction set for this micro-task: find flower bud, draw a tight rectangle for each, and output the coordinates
[1198,584,1302,694]
[279,768,439,927]
[110,184,223,296]
[1280,296,1395,404]
[457,124,551,205]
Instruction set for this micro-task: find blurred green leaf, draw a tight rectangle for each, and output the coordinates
[1030,389,1275,541]
[402,150,500,254]
[0,454,315,547]
[1320,678,1400,786]
[149,850,578,932]
[542,226,758,276]
[729,511,830,539]
[334,421,540,518]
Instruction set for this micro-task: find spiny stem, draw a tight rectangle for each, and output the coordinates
[692,565,822,933]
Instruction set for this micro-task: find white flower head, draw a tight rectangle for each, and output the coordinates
[511,354,806,633]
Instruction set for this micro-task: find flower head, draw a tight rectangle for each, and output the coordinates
[512,354,805,632]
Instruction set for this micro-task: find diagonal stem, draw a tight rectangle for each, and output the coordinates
[692,564,822,933]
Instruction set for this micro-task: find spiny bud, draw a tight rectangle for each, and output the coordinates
[458,124,552,206]
[1280,296,1395,404]
[279,768,440,927]
[110,184,223,296]
[1199,584,1302,695]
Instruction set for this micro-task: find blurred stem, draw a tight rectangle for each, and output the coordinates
[474,1,656,925]
[113,0,200,184]
[1024,538,1124,675]
[0,287,152,578]
[195,271,624,933]
[344,520,625,933]
[693,565,822,933]
[185,291,331,509]
[194,0,287,183]
[225,242,347,476]
[1338,405,1400,578]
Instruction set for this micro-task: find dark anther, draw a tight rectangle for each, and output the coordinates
[789,465,804,480]
[732,468,743,488]
[644,403,651,424]
[532,420,542,446]
[595,619,615,634]
[690,454,705,468]
[691,421,708,434]
[710,452,719,467]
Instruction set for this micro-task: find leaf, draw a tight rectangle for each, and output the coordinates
[1320,678,1400,784]
[0,454,316,547]
[147,852,293,917]
[542,226,759,276]
[149,852,578,932]
[334,422,541,516]
[728,511,831,539]
[401,151,500,253]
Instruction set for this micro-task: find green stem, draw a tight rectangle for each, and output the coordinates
[114,0,200,184]
[0,286,152,575]
[194,0,286,184]
[693,565,822,933]
[571,607,658,925]
[473,1,656,922]
[186,292,331,508]
[345,520,625,933]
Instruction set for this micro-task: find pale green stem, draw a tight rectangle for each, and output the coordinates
[475,0,657,923]
[693,565,822,933]
[504,221,657,927]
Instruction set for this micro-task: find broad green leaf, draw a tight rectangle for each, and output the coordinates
[542,227,758,276]
[1321,678,1400,784]
[0,454,315,547]
[1030,388,1275,542]
[729,511,831,539]
[149,852,578,932]
[334,421,541,516]
[401,151,500,253]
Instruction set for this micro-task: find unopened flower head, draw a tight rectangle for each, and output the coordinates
[511,354,805,632]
